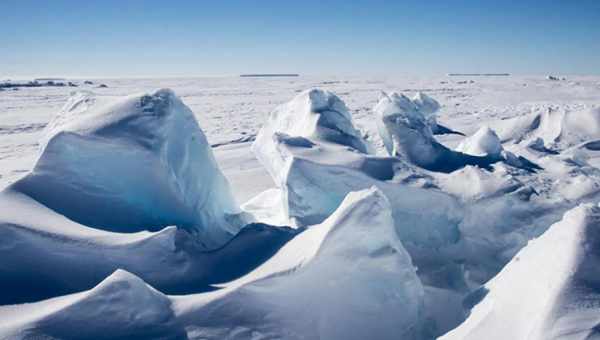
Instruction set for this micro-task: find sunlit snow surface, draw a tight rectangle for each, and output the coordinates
[1,75,600,339]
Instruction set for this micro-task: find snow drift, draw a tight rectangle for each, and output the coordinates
[9,89,246,248]
[0,189,297,304]
[441,203,600,340]
[0,188,426,340]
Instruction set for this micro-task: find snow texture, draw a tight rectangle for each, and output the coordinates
[2,75,600,339]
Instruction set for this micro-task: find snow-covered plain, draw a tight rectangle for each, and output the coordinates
[1,75,600,339]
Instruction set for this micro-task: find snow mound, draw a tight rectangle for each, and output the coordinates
[0,190,297,304]
[252,88,370,182]
[10,89,245,248]
[176,188,426,340]
[456,126,503,158]
[441,204,600,340]
[437,165,523,201]
[0,270,186,339]
[496,107,600,150]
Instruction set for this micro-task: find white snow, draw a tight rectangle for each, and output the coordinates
[1,75,600,339]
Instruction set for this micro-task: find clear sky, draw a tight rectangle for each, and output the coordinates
[2,0,599,78]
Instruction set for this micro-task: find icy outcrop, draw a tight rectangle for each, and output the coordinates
[10,89,245,248]
[456,126,503,158]
[495,107,600,150]
[441,204,600,340]
[412,91,440,116]
[0,190,297,304]
[0,189,426,340]
[252,88,370,182]
[374,92,501,173]
[176,188,426,340]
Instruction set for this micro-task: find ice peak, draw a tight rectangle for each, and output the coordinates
[456,126,503,158]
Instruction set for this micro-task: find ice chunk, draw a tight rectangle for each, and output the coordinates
[10,89,245,248]
[437,165,522,201]
[412,92,440,116]
[441,204,600,340]
[252,88,371,182]
[456,126,503,158]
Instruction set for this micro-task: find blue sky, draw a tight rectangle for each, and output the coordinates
[2,0,599,77]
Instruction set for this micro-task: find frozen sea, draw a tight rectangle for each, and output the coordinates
[2,75,598,203]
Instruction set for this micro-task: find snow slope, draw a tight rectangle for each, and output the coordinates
[0,188,425,340]
[0,189,297,304]
[0,270,186,339]
[455,126,503,158]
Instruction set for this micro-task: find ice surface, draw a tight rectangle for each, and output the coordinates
[9,89,246,248]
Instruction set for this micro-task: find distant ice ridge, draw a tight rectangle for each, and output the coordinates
[0,188,426,340]
[9,89,246,248]
[441,203,600,340]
